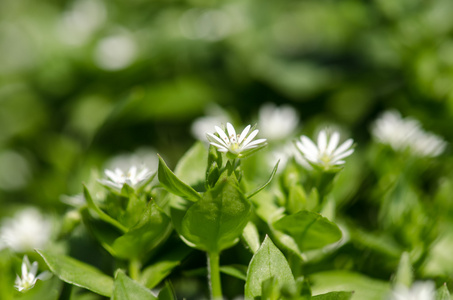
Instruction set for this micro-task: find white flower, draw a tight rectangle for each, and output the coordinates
[0,208,52,253]
[371,110,446,158]
[206,123,267,159]
[15,255,51,293]
[191,105,230,141]
[99,166,153,191]
[388,281,435,300]
[258,103,299,141]
[295,130,354,170]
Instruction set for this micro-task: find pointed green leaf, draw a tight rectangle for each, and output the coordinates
[112,201,172,259]
[158,281,177,300]
[181,177,251,252]
[312,291,354,300]
[273,210,342,251]
[83,184,128,233]
[242,222,261,253]
[247,161,279,199]
[36,250,114,297]
[112,270,157,300]
[310,271,390,300]
[436,283,451,300]
[158,155,201,202]
[219,265,247,281]
[174,141,208,188]
[140,244,192,289]
[393,252,412,288]
[245,236,296,299]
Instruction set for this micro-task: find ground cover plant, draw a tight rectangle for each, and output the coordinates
[2,0,453,299]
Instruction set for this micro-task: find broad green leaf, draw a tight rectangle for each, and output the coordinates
[158,281,177,300]
[174,141,208,188]
[140,244,192,289]
[112,270,157,300]
[436,283,451,300]
[393,252,412,287]
[312,291,354,300]
[261,277,280,300]
[36,250,114,297]
[180,177,251,252]
[242,222,261,253]
[83,185,128,233]
[219,265,247,281]
[310,271,390,300]
[247,160,279,199]
[273,210,342,251]
[158,155,201,202]
[245,236,295,299]
[112,201,172,259]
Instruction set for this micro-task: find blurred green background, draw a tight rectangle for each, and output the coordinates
[1,0,453,230]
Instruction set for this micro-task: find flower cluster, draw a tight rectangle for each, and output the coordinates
[371,110,446,158]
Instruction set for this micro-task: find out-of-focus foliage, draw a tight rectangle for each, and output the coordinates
[1,0,453,298]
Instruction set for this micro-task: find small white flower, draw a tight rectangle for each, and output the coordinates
[371,110,446,158]
[258,103,299,141]
[388,281,435,300]
[15,255,51,293]
[206,123,267,159]
[295,130,354,170]
[0,208,52,253]
[99,166,153,191]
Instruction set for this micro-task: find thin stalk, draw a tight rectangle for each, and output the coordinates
[58,282,72,300]
[129,259,141,281]
[207,251,222,300]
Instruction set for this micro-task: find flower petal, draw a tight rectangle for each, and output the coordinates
[326,132,340,155]
[241,129,259,148]
[238,125,251,144]
[333,139,353,156]
[226,123,237,143]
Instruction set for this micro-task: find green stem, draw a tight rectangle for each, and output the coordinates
[58,282,72,300]
[129,259,141,281]
[207,251,222,300]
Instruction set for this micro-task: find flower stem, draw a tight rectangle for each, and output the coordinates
[129,259,141,281]
[207,251,222,300]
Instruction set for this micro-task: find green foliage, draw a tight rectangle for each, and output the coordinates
[36,250,114,297]
[112,270,157,300]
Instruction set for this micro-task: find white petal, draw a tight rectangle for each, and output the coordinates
[207,133,228,147]
[333,139,354,156]
[317,130,327,153]
[300,136,319,157]
[226,123,237,142]
[209,142,229,151]
[333,148,354,161]
[238,125,251,144]
[29,261,39,277]
[326,132,340,155]
[243,138,267,149]
[241,129,259,148]
[36,271,52,281]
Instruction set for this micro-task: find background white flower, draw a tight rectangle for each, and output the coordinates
[388,281,435,300]
[295,129,354,170]
[258,103,299,141]
[0,208,52,253]
[206,122,267,158]
[99,165,153,190]
[15,255,51,292]
[371,110,446,158]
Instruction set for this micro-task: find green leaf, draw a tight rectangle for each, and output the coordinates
[393,252,412,288]
[140,244,192,289]
[247,160,279,199]
[158,154,201,202]
[174,141,208,188]
[261,277,281,300]
[312,291,354,300]
[112,270,157,300]
[112,201,172,260]
[310,271,390,300]
[242,221,261,253]
[83,184,128,233]
[287,184,307,214]
[180,176,251,252]
[158,281,177,300]
[273,210,342,251]
[219,265,247,281]
[244,235,296,299]
[36,250,114,297]
[436,283,451,300]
